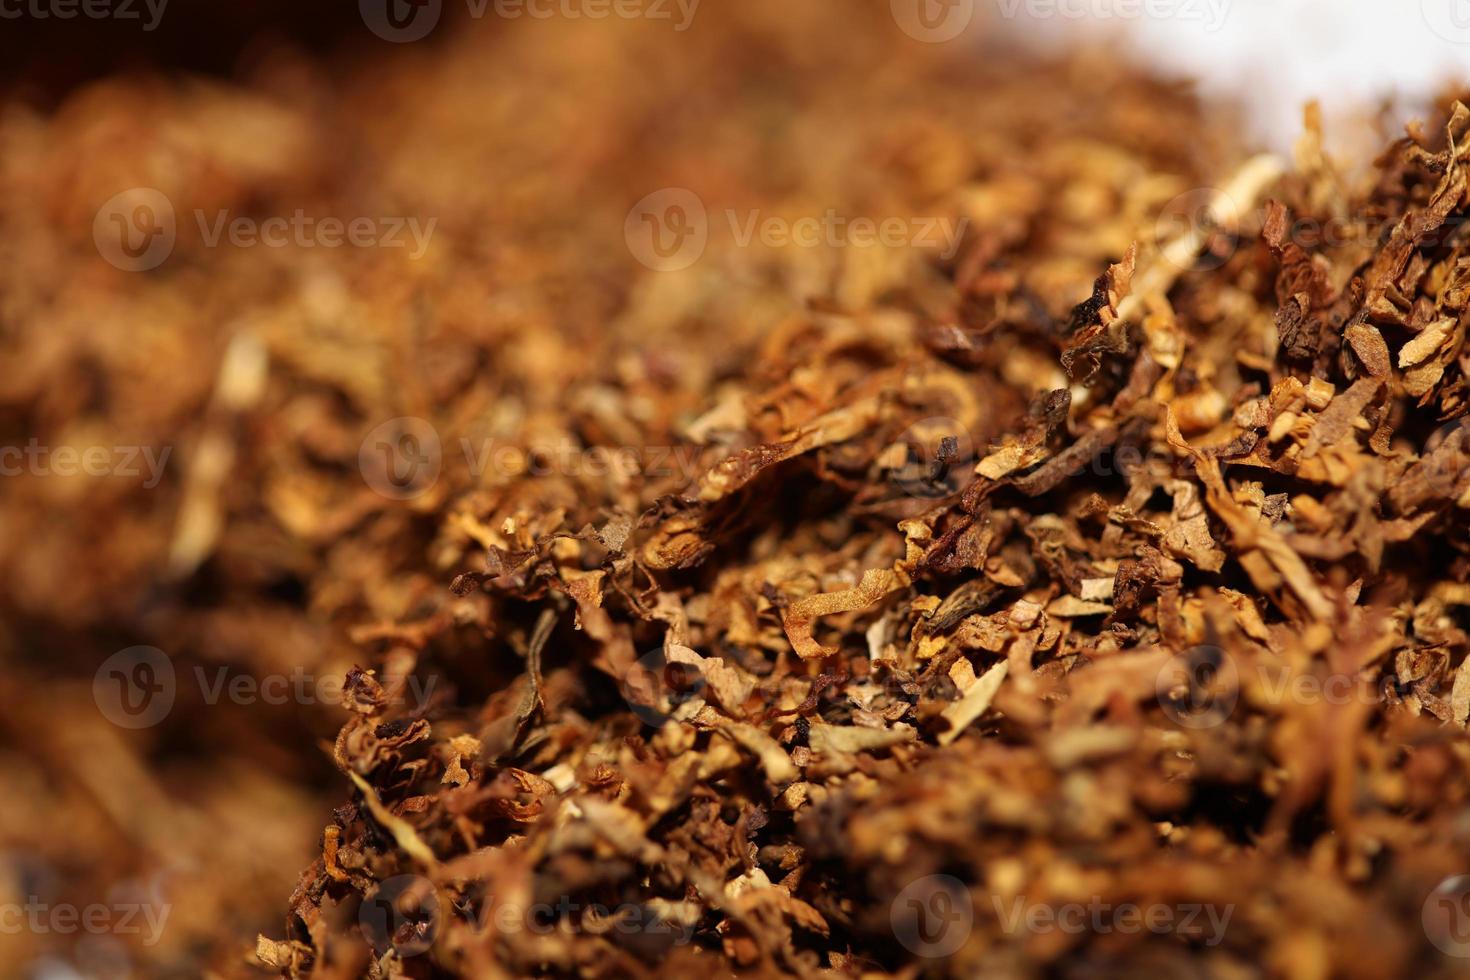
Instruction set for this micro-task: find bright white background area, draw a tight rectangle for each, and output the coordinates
[988,0,1470,153]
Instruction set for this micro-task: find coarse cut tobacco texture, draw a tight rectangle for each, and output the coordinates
[272,98,1470,980]
[5,7,1470,980]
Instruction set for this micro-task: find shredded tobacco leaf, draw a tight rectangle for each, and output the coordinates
[6,5,1470,980]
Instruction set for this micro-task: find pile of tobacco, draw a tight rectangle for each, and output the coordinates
[4,4,1470,979]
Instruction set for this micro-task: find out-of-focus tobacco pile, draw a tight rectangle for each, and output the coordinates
[3,3,1470,978]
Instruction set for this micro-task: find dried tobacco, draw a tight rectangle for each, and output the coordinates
[3,6,1470,980]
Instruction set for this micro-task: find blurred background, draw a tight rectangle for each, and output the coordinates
[2,0,1466,147]
[0,1,1463,977]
